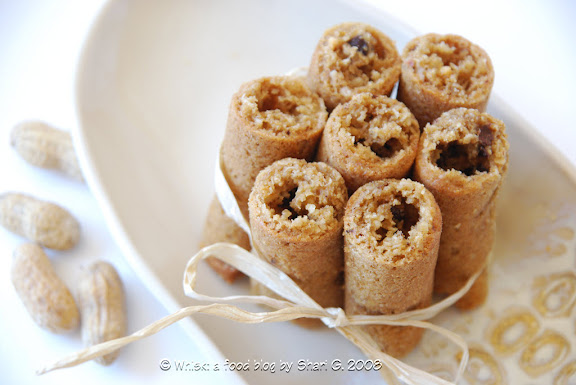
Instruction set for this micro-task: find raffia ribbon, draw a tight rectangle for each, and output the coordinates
[37,151,481,385]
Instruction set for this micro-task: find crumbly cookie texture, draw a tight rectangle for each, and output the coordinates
[344,179,439,262]
[415,107,508,193]
[237,76,327,136]
[250,158,347,240]
[413,107,509,310]
[249,158,348,325]
[398,33,494,127]
[221,75,327,219]
[307,22,401,110]
[316,93,419,191]
[344,179,441,357]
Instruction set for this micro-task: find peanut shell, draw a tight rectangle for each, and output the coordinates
[0,192,80,250]
[10,120,84,181]
[11,243,80,333]
[78,261,127,366]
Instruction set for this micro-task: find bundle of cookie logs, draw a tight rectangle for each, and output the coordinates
[200,22,509,358]
[37,22,509,382]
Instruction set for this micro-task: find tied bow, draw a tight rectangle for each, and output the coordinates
[37,149,478,385]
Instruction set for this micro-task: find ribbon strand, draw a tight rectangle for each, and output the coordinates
[38,242,477,384]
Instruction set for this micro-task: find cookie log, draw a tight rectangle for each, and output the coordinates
[198,197,251,283]
[221,75,328,220]
[344,179,441,357]
[249,158,348,326]
[413,108,509,309]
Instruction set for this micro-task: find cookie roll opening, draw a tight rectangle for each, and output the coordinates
[250,158,348,238]
[316,93,419,192]
[267,184,333,222]
[404,34,493,99]
[344,179,440,265]
[239,76,327,136]
[307,22,401,110]
[379,196,420,240]
[430,115,502,177]
[335,31,389,85]
[346,99,413,160]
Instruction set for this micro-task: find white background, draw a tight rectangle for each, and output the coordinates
[0,1,574,385]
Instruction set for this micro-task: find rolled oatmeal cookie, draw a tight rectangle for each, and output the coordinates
[344,179,441,357]
[249,158,348,327]
[198,196,250,283]
[398,33,494,127]
[307,22,401,111]
[413,108,509,310]
[220,75,328,220]
[316,93,419,192]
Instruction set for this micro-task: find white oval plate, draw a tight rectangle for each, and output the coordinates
[75,0,576,384]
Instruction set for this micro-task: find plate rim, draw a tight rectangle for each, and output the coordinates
[72,1,248,383]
